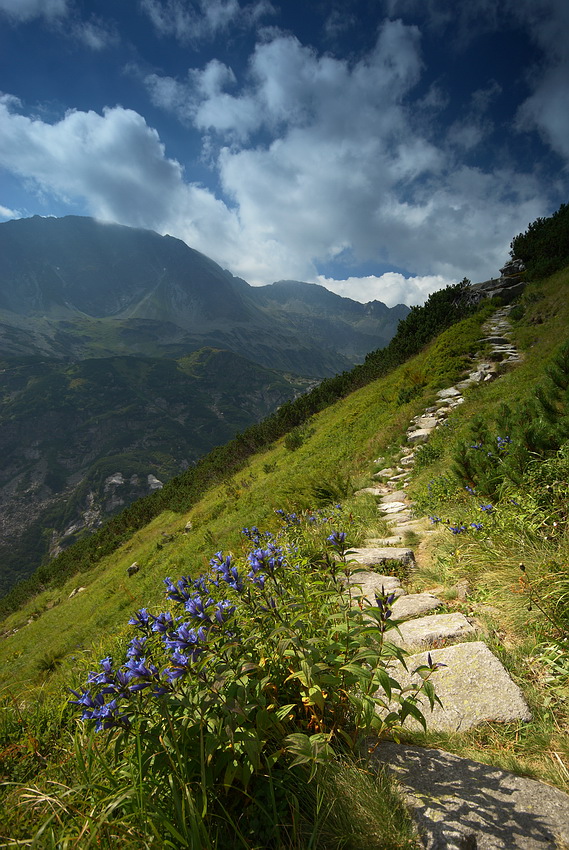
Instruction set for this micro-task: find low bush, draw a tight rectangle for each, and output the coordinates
[18,511,441,846]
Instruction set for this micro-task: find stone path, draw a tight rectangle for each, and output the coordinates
[350,306,569,846]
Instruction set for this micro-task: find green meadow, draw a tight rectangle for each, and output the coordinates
[1,239,568,846]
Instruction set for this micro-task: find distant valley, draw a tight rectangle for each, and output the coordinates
[0,215,408,594]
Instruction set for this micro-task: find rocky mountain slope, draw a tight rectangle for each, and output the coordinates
[0,215,408,376]
[0,215,407,594]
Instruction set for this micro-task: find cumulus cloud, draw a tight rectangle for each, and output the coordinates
[0,203,21,220]
[139,0,275,44]
[151,20,542,284]
[316,273,455,306]
[0,95,242,263]
[0,14,556,302]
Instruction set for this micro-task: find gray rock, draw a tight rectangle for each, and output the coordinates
[344,571,406,602]
[374,467,396,477]
[380,502,410,514]
[355,486,386,496]
[413,417,439,429]
[349,547,415,567]
[480,335,511,344]
[388,612,477,649]
[148,474,163,490]
[400,454,416,466]
[380,490,408,504]
[408,429,433,443]
[370,742,569,850]
[365,535,404,546]
[436,387,461,398]
[391,593,443,621]
[452,578,471,601]
[381,641,532,732]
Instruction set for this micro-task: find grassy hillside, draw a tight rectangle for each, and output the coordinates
[1,259,569,846]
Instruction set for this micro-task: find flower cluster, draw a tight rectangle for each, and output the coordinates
[69,516,314,733]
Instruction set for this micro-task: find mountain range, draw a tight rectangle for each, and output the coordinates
[0,215,408,593]
[0,215,407,376]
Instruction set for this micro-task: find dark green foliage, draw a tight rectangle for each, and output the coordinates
[453,339,569,499]
[284,424,315,451]
[0,282,476,619]
[510,203,569,279]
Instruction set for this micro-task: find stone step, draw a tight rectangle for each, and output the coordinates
[407,428,433,443]
[436,387,461,399]
[380,490,408,504]
[344,570,406,601]
[380,641,532,733]
[410,416,439,429]
[481,335,510,344]
[364,536,404,546]
[387,611,477,650]
[370,742,569,850]
[373,467,396,478]
[390,592,443,620]
[355,486,387,496]
[379,502,409,515]
[348,547,415,567]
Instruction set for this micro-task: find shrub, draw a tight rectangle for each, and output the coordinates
[62,514,441,843]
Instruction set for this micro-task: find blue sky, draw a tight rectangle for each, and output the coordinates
[0,0,567,305]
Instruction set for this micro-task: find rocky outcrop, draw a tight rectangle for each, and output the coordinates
[467,258,526,305]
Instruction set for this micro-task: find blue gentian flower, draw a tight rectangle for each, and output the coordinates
[129,608,152,630]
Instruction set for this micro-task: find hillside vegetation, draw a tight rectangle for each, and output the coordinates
[1,207,568,848]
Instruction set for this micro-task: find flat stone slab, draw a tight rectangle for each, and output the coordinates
[400,454,416,466]
[370,742,569,850]
[380,502,409,514]
[380,490,408,504]
[374,467,395,477]
[481,335,510,344]
[349,547,415,567]
[408,429,433,443]
[388,612,477,649]
[364,536,404,546]
[344,571,406,602]
[381,641,532,732]
[391,593,443,621]
[413,417,439,429]
[388,519,430,533]
[386,510,413,523]
[355,486,386,496]
[436,387,461,398]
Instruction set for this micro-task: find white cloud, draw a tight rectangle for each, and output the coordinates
[72,17,119,50]
[315,273,455,306]
[0,96,242,261]
[0,0,67,21]
[0,16,557,304]
[514,0,569,166]
[0,203,21,220]
[139,0,274,44]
